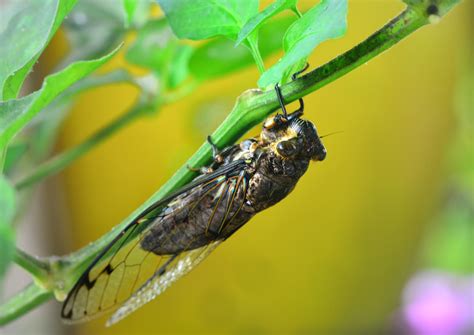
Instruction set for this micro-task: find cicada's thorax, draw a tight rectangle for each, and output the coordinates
[216,137,310,212]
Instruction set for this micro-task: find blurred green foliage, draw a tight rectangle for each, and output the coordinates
[422,56,474,274]
[0,0,77,100]
[236,0,299,46]
[0,175,16,278]
[157,0,259,40]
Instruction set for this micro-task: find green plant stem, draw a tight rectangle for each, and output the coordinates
[13,248,50,283]
[0,283,53,326]
[252,48,266,74]
[14,99,155,191]
[0,147,6,172]
[1,1,461,324]
[247,37,266,74]
[292,6,303,18]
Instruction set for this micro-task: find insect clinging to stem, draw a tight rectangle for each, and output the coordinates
[61,64,327,326]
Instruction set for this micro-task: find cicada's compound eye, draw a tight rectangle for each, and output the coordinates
[276,139,299,158]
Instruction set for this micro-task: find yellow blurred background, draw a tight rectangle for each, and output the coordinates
[44,0,472,334]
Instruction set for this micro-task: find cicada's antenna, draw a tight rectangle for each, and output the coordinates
[274,63,310,123]
[319,130,344,139]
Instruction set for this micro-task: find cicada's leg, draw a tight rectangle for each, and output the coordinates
[187,136,223,174]
[186,164,213,174]
[292,98,305,116]
[207,135,224,164]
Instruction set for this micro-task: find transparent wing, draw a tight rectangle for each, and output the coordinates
[106,240,221,326]
[61,160,248,324]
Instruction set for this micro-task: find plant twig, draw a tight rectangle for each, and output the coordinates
[247,38,266,74]
[0,283,53,326]
[14,98,156,190]
[0,146,6,172]
[13,249,50,283]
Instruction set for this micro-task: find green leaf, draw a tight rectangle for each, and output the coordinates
[123,0,138,27]
[168,45,194,89]
[0,175,16,278]
[258,0,348,87]
[29,100,72,161]
[0,223,15,279]
[0,45,121,150]
[0,175,16,223]
[4,141,28,174]
[61,0,125,66]
[425,205,474,273]
[156,0,259,40]
[126,19,194,89]
[126,19,178,72]
[190,16,295,81]
[123,0,151,28]
[236,0,298,46]
[0,0,78,100]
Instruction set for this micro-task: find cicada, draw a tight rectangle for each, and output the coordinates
[61,70,327,326]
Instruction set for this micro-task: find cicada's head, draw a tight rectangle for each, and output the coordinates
[261,113,326,162]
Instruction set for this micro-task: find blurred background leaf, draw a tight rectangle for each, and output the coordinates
[0,175,16,223]
[122,0,139,27]
[3,141,28,174]
[125,18,193,89]
[61,0,123,66]
[0,175,16,279]
[235,0,298,46]
[157,0,259,40]
[0,0,77,100]
[0,223,15,280]
[424,205,473,273]
[60,0,149,67]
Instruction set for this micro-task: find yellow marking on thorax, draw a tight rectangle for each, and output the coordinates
[263,128,299,158]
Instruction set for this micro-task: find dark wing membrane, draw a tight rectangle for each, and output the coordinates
[61,160,248,324]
